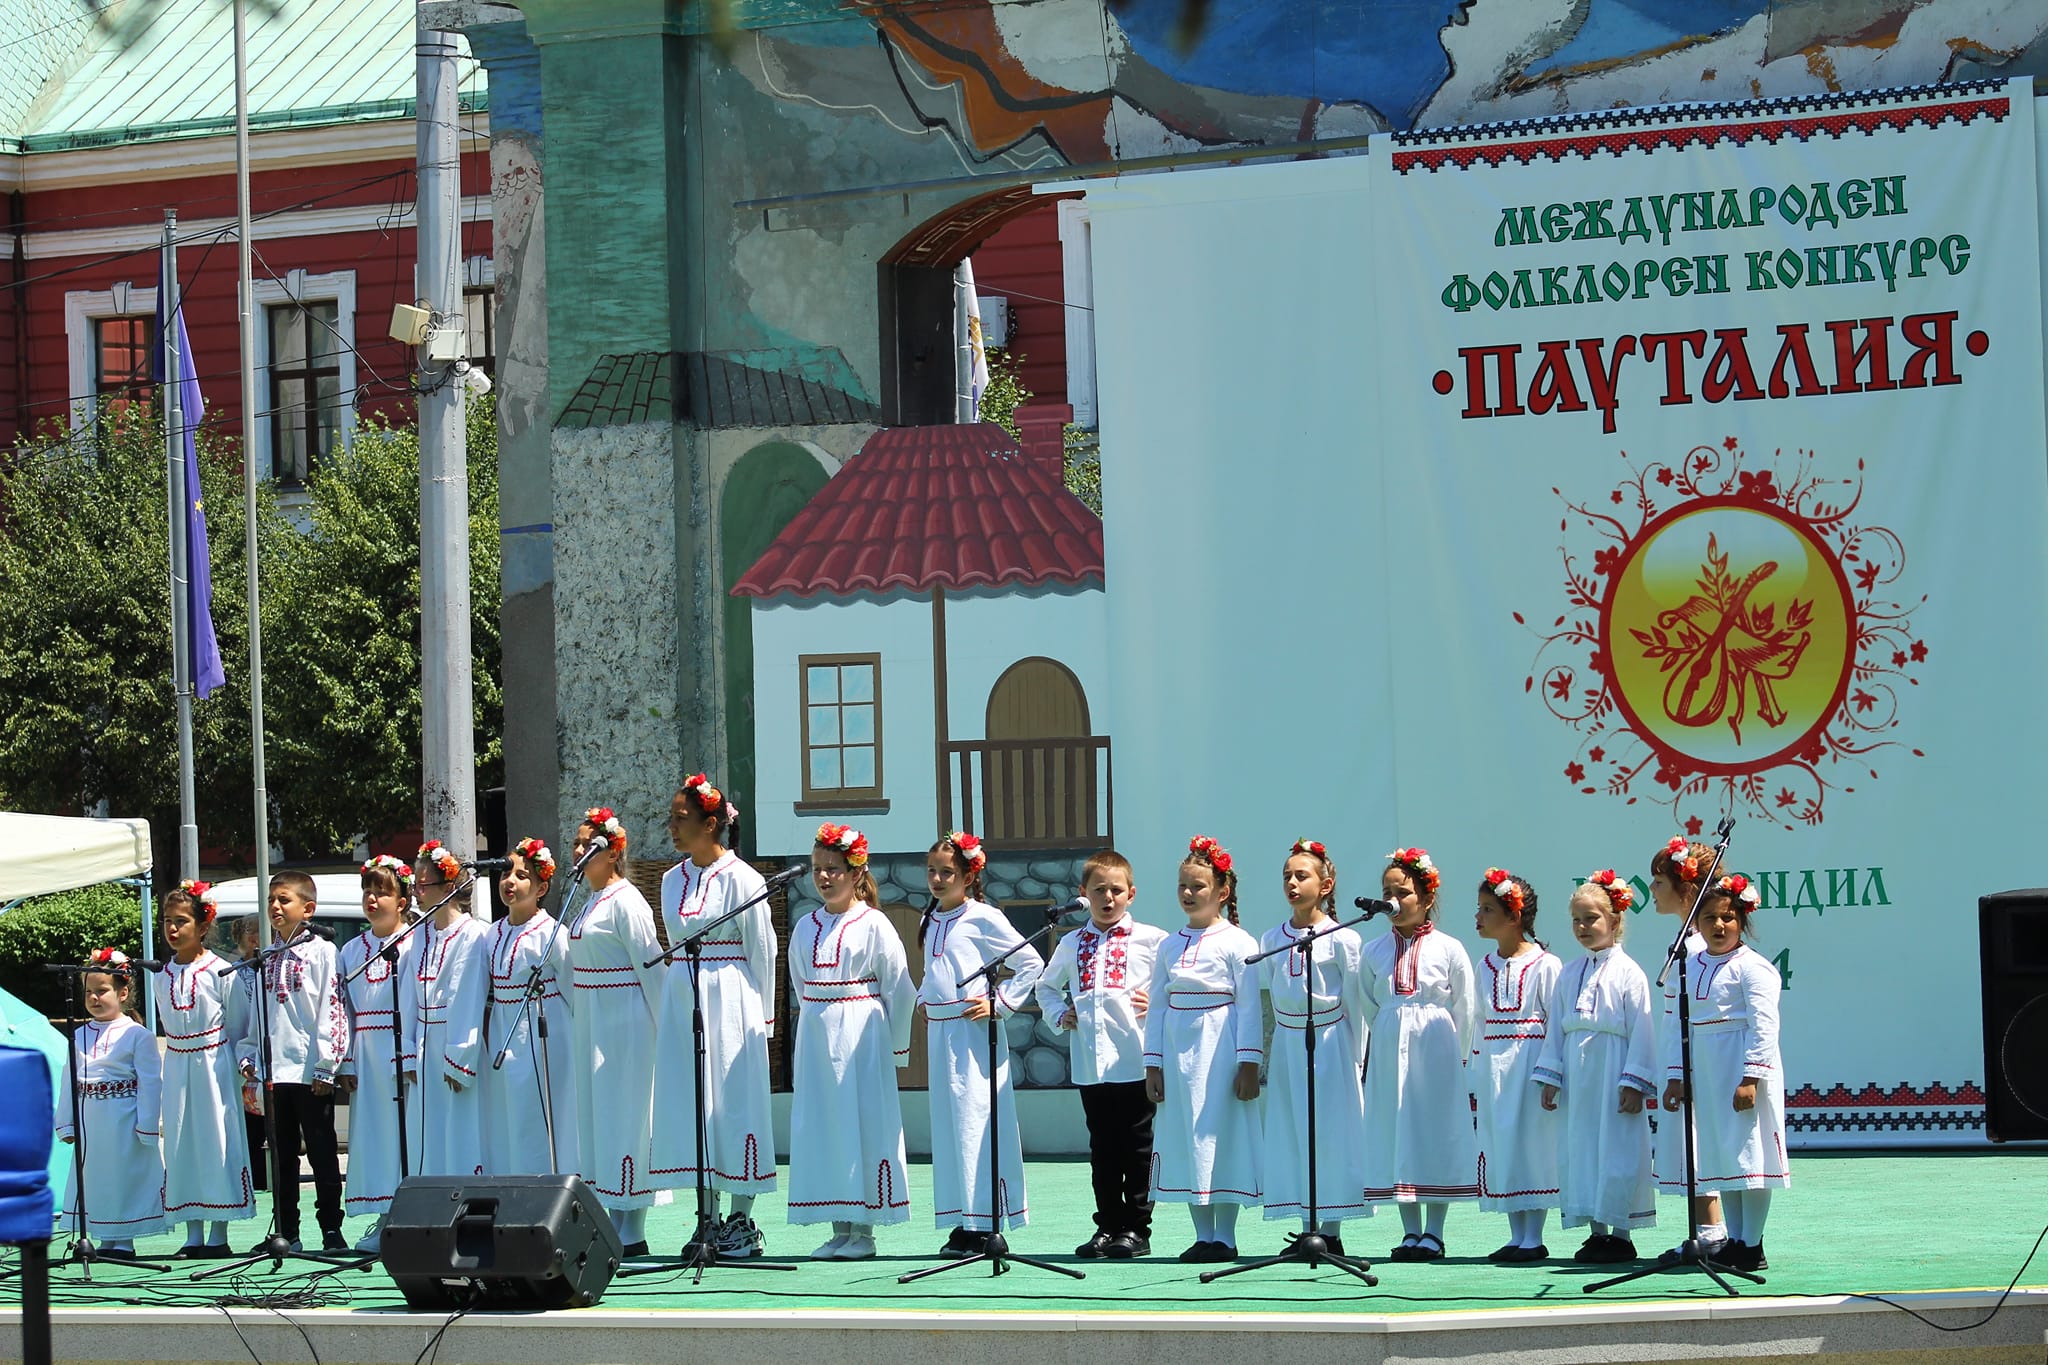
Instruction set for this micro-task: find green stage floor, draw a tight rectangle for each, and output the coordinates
[23,1152,2047,1316]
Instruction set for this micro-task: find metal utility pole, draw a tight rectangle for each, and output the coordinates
[416,11,477,892]
[163,212,200,885]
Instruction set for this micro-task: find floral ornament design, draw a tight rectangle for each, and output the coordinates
[514,837,557,881]
[1385,846,1441,894]
[815,823,869,867]
[584,807,627,848]
[1482,867,1526,914]
[944,830,987,873]
[362,854,415,889]
[1584,868,1634,913]
[1663,835,1703,883]
[1187,835,1233,877]
[176,878,217,914]
[1715,872,1763,908]
[1290,838,1330,862]
[683,773,739,826]
[417,839,462,882]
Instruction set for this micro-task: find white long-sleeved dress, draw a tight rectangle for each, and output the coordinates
[161,951,256,1224]
[918,899,1044,1231]
[564,879,670,1210]
[56,1015,167,1239]
[479,912,581,1177]
[1532,946,1658,1231]
[338,927,419,1215]
[1142,920,1263,1208]
[1254,920,1371,1224]
[650,854,777,1195]
[1671,944,1790,1193]
[1360,925,1478,1204]
[785,902,915,1227]
[409,915,489,1177]
[1474,948,1564,1213]
[1653,927,1708,1192]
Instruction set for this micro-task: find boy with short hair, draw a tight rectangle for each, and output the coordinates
[1034,850,1168,1258]
[236,871,350,1252]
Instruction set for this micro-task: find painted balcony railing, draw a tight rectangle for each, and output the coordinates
[943,736,1113,851]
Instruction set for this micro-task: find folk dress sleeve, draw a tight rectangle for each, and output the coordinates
[1230,934,1263,1066]
[440,924,489,1088]
[744,885,778,1039]
[1618,965,1659,1096]
[1531,961,1571,1093]
[1739,954,1782,1083]
[1445,936,1478,1060]
[877,915,916,1068]
[132,1023,164,1142]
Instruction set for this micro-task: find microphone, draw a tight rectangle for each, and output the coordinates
[1352,896,1394,919]
[1048,895,1090,925]
[764,863,809,887]
[465,857,513,874]
[1716,815,1736,839]
[295,921,335,941]
[132,957,170,973]
[569,836,609,875]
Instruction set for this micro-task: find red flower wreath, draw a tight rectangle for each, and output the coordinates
[514,837,557,881]
[816,823,870,867]
[945,830,987,873]
[1188,835,1233,876]
[1482,867,1526,914]
[1386,846,1441,894]
[1585,868,1634,913]
[1664,835,1701,883]
[1290,838,1329,861]
[417,839,462,882]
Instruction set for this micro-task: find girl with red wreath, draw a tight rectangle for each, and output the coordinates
[160,884,255,1255]
[1648,836,1728,1254]
[1471,867,1563,1262]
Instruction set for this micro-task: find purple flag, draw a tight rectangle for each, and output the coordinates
[159,283,224,699]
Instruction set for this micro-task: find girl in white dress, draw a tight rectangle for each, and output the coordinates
[1534,872,1657,1262]
[650,777,777,1258]
[787,823,915,1261]
[1362,847,1477,1263]
[1250,839,1370,1250]
[159,886,254,1256]
[1649,835,1727,1253]
[1661,873,1787,1273]
[56,951,166,1254]
[410,842,488,1178]
[919,830,1043,1256]
[338,859,420,1251]
[1471,866,1562,1262]
[1142,835,1262,1264]
[563,807,670,1253]
[481,839,580,1181]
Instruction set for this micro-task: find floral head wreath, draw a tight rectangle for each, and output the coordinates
[1187,835,1233,876]
[175,878,217,913]
[1585,868,1634,913]
[362,854,415,889]
[514,837,557,882]
[1482,867,1527,915]
[416,839,462,882]
[943,830,987,874]
[1714,873,1762,908]
[682,773,740,827]
[1290,837,1330,863]
[816,822,869,867]
[584,806,626,848]
[1385,846,1441,894]
[86,946,133,979]
[1664,835,1702,884]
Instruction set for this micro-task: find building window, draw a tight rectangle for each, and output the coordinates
[799,653,883,804]
[268,300,342,485]
[463,286,495,376]
[92,316,155,415]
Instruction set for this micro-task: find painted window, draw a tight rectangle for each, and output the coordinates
[463,286,495,376]
[800,654,883,802]
[268,299,342,486]
[92,316,155,415]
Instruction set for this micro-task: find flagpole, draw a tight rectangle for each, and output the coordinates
[234,0,273,942]
[164,212,200,886]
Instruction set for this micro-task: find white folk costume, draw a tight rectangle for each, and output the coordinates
[160,951,256,1224]
[1474,948,1564,1213]
[1141,920,1263,1208]
[564,879,669,1210]
[1532,947,1658,1231]
[236,933,349,1086]
[1034,915,1169,1086]
[1672,945,1789,1193]
[338,927,420,1215]
[480,913,581,1177]
[650,854,777,1195]
[1359,924,1478,1204]
[786,903,915,1227]
[409,915,489,1177]
[1253,921,1372,1224]
[919,900,1044,1231]
[1653,927,1708,1192]
[56,1015,167,1239]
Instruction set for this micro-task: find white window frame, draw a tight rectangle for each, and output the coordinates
[1057,198,1097,429]
[64,282,158,431]
[253,268,358,482]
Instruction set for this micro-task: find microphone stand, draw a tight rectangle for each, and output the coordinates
[1201,906,1382,1287]
[195,932,367,1277]
[1586,818,1762,1296]
[489,962,562,1177]
[338,907,439,1194]
[900,916,1083,1285]
[618,866,806,1282]
[404,873,484,1180]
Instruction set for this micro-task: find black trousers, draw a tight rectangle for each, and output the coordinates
[267,1083,343,1240]
[245,1108,269,1191]
[1079,1080,1154,1236]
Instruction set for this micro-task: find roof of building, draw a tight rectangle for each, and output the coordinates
[1,0,486,155]
[557,350,884,431]
[732,422,1104,600]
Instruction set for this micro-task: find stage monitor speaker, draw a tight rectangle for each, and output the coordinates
[1979,890,2048,1142]
[379,1174,622,1310]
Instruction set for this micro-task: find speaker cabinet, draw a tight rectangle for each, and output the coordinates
[1980,890,2048,1142]
[379,1174,621,1310]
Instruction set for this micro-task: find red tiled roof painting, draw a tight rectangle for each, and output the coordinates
[731,423,1103,599]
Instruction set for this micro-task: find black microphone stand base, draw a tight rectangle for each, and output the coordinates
[616,1211,800,1284]
[1200,1230,1377,1286]
[188,1234,374,1281]
[897,1230,1085,1284]
[1584,1236,1761,1296]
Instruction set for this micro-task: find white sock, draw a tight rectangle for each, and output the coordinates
[609,1206,646,1244]
[1318,1220,1342,1237]
[183,1220,205,1248]
[1721,1197,1745,1245]
[1399,1203,1423,1237]
[1698,1220,1728,1245]
[729,1193,755,1220]
[1190,1205,1217,1241]
[103,1239,133,1253]
[208,1220,229,1245]
[1213,1203,1240,1249]
[1590,1220,1611,1238]
[1422,1202,1447,1241]
[1735,1189,1770,1243]
[848,1222,873,1241]
[1510,1209,1546,1248]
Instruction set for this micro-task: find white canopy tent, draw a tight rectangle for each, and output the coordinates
[0,814,151,902]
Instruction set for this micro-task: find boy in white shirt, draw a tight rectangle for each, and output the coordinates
[1034,850,1168,1258]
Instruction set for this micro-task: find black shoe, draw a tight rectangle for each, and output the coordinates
[171,1245,206,1260]
[321,1230,349,1253]
[1717,1239,1767,1272]
[620,1240,650,1258]
[1389,1234,1422,1262]
[1105,1232,1148,1259]
[1584,1234,1637,1264]
[1200,1241,1238,1263]
[1509,1243,1549,1262]
[1747,1240,1768,1271]
[1488,1241,1521,1263]
[1572,1234,1603,1263]
[941,1226,974,1259]
[96,1247,138,1262]
[197,1243,235,1260]
[1324,1233,1346,1257]
[1076,1231,1116,1258]
[1177,1239,1209,1263]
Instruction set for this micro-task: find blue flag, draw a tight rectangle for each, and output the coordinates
[158,282,224,700]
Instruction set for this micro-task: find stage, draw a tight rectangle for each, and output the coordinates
[3,1151,2043,1364]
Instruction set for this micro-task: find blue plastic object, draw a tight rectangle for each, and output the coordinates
[0,1044,54,1243]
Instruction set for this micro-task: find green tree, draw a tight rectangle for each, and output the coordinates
[263,397,503,855]
[0,885,144,1018]
[979,346,1103,516]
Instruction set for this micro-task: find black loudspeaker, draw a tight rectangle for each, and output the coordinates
[1980,890,2048,1142]
[379,1174,622,1310]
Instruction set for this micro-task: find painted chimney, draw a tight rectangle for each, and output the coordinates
[1013,402,1073,485]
